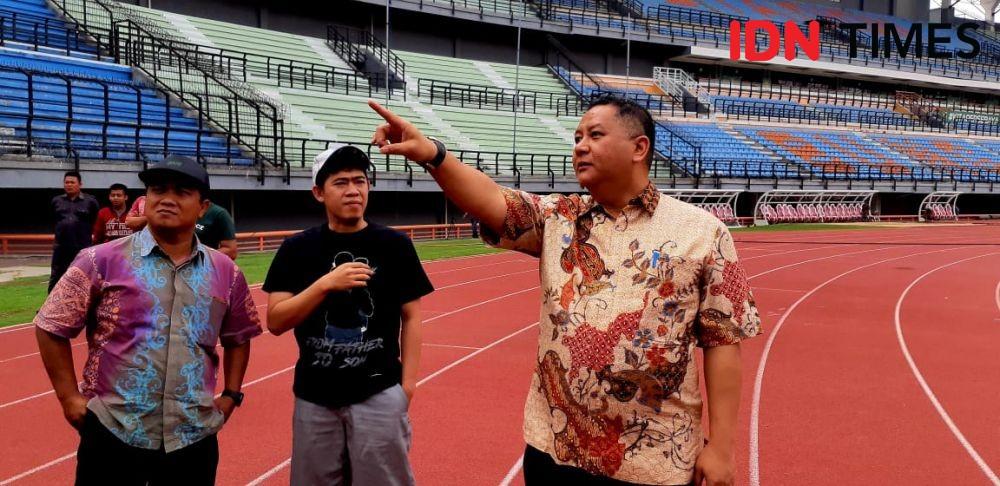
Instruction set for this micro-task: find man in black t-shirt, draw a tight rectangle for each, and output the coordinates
[263,144,433,486]
[49,170,99,292]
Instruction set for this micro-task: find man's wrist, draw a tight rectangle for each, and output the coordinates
[56,388,83,404]
[221,389,244,407]
[705,436,735,455]
[417,137,447,170]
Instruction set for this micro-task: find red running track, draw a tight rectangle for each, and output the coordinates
[1,224,998,486]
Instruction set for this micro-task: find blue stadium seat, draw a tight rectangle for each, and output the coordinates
[0,49,249,165]
[0,0,98,56]
[658,123,779,178]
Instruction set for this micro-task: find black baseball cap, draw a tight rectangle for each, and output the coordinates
[138,154,210,194]
[313,144,372,186]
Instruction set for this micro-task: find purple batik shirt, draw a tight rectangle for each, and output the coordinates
[34,227,262,452]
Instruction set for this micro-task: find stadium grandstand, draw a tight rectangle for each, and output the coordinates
[0,0,996,233]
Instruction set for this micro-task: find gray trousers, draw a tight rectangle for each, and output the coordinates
[291,385,414,486]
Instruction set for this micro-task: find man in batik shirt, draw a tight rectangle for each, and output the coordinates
[369,95,761,485]
[35,155,262,485]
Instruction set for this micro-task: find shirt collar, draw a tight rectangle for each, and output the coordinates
[583,182,660,218]
[137,226,206,262]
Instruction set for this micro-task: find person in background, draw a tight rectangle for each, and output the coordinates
[125,195,147,232]
[197,201,238,260]
[93,183,134,243]
[49,170,99,293]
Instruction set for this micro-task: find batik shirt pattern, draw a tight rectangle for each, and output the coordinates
[482,183,761,485]
[35,228,262,452]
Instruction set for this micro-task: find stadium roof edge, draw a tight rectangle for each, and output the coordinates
[682,45,999,95]
[357,0,997,95]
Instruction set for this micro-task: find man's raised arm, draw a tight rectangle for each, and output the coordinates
[369,100,507,234]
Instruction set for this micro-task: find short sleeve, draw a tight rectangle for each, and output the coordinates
[34,249,99,339]
[220,266,263,347]
[480,187,560,257]
[694,224,762,348]
[262,237,300,294]
[128,197,145,217]
[217,207,236,240]
[395,237,434,305]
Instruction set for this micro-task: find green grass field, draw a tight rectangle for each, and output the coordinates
[0,239,501,328]
[236,239,502,285]
[0,275,50,329]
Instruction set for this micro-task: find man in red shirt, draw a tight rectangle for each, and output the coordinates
[93,184,134,243]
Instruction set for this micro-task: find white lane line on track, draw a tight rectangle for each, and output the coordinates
[0,342,85,364]
[0,252,525,333]
[245,321,540,486]
[0,285,541,483]
[499,454,525,486]
[423,343,483,351]
[748,245,968,486]
[894,252,1000,485]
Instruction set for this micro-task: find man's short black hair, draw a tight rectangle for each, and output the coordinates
[316,159,370,187]
[586,94,656,164]
[109,183,127,193]
[64,170,81,182]
[314,145,372,187]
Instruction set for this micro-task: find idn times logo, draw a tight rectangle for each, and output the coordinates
[729,20,982,62]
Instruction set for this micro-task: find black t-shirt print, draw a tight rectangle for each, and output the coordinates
[263,222,434,408]
[319,251,375,356]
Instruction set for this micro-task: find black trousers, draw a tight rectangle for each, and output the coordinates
[523,445,647,486]
[48,244,83,292]
[76,412,219,486]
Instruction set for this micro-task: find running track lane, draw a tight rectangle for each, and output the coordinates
[0,230,968,484]
[3,226,996,484]
[753,245,1000,484]
[895,253,1000,484]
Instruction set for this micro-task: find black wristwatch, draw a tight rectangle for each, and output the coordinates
[420,137,447,169]
[221,389,244,407]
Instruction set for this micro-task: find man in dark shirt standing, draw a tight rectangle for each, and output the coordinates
[264,144,434,485]
[196,202,238,260]
[49,170,99,292]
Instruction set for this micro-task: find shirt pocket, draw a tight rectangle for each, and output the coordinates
[190,296,226,349]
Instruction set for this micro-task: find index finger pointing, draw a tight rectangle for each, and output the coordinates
[368,99,402,124]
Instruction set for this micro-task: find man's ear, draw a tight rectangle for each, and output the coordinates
[634,135,651,165]
[199,199,210,219]
[311,185,325,204]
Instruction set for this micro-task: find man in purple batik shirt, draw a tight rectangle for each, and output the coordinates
[34,154,262,486]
